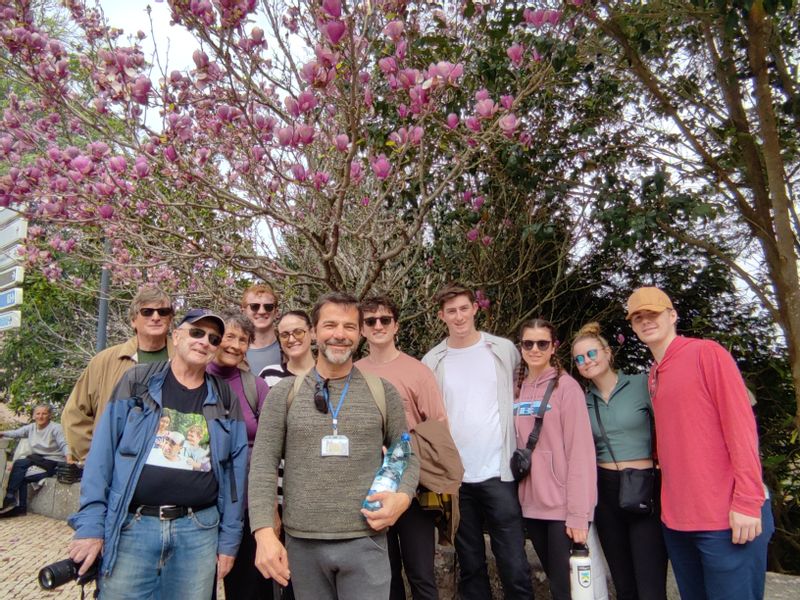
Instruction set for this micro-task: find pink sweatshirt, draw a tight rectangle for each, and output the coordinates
[649,336,764,531]
[514,367,597,529]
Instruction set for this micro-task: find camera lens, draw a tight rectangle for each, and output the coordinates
[38,567,57,590]
[37,558,78,590]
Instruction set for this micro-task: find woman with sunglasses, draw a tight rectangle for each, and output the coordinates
[572,322,667,600]
[206,311,273,600]
[513,318,596,600]
[259,310,316,385]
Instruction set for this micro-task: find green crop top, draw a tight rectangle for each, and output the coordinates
[585,372,654,463]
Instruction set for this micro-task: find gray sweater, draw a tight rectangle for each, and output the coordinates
[3,422,67,461]
[248,368,419,539]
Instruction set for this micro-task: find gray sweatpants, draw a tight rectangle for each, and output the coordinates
[286,532,390,600]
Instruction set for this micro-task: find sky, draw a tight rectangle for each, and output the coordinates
[100,1,197,72]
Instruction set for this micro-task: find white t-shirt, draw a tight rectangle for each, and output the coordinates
[441,335,502,482]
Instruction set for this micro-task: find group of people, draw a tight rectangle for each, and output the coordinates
[0,280,773,600]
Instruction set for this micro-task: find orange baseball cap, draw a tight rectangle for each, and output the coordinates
[626,287,674,319]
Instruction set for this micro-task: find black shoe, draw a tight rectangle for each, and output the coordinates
[0,506,26,518]
[0,497,17,513]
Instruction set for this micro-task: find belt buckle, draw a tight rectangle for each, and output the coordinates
[158,505,176,520]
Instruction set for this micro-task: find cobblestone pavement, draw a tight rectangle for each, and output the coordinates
[0,513,226,599]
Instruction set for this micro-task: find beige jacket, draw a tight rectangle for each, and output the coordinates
[62,336,174,462]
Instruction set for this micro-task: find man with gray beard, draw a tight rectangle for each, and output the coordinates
[248,292,419,600]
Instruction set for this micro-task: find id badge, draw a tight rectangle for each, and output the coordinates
[321,434,350,457]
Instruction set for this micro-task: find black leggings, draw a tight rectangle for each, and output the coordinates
[594,467,668,600]
[523,518,573,600]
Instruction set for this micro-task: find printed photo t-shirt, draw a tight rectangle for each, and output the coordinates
[131,369,219,508]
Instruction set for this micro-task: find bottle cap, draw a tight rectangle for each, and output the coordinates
[570,543,589,557]
[401,432,411,441]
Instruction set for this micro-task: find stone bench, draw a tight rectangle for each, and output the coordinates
[26,477,81,520]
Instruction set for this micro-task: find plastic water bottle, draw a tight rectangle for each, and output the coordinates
[569,543,594,600]
[362,433,412,511]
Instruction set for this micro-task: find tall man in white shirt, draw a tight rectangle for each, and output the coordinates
[422,283,532,600]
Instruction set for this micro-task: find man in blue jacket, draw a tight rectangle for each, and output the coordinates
[67,309,249,600]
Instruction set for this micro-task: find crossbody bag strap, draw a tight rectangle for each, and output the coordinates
[593,395,621,468]
[525,379,557,451]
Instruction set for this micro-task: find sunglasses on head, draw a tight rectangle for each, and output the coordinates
[314,379,329,414]
[520,339,552,352]
[139,307,173,317]
[279,328,307,342]
[248,303,275,313]
[574,349,600,366]
[183,326,222,347]
[363,316,394,327]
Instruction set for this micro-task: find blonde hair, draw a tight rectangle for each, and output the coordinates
[573,322,614,368]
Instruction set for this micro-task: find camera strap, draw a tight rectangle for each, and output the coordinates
[525,379,556,451]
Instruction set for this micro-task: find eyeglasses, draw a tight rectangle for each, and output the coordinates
[520,339,552,352]
[139,307,173,317]
[278,328,307,342]
[573,349,600,366]
[247,303,275,313]
[314,379,329,414]
[363,316,394,327]
[182,327,222,347]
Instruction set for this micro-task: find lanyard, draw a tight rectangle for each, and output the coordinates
[316,370,352,435]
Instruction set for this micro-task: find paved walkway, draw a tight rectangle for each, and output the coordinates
[0,513,226,599]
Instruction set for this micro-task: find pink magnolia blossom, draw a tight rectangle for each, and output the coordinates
[506,44,524,67]
[446,113,459,129]
[350,161,364,184]
[291,163,307,181]
[251,26,265,44]
[98,205,114,219]
[334,134,349,152]
[378,56,398,75]
[481,235,493,246]
[297,90,317,113]
[532,48,542,62]
[466,228,479,242]
[475,98,497,119]
[475,88,490,101]
[500,95,515,110]
[108,155,127,173]
[498,113,519,137]
[296,124,315,144]
[476,290,491,309]
[284,97,300,117]
[70,155,92,174]
[389,128,407,145]
[394,40,407,61]
[131,75,151,104]
[465,116,481,132]
[312,170,329,190]
[133,156,150,178]
[545,10,562,25]
[371,154,392,179]
[472,195,485,210]
[361,197,370,206]
[427,61,463,84]
[364,87,373,107]
[324,20,346,45]
[409,126,423,145]
[383,20,404,42]
[322,0,342,19]
[277,127,294,146]
[523,8,545,27]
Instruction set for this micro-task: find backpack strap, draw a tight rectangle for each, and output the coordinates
[286,369,386,435]
[240,370,260,418]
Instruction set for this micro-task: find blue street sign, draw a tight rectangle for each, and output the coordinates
[0,287,23,310]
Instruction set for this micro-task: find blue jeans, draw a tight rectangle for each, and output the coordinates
[662,499,774,600]
[455,478,532,600]
[99,506,219,600]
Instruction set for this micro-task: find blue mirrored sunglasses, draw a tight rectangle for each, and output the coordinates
[574,349,599,366]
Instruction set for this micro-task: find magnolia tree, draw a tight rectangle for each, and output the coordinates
[0,0,585,305]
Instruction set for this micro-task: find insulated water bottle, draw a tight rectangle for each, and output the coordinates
[569,543,594,600]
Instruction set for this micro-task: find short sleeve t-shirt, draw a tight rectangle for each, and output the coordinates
[131,370,218,508]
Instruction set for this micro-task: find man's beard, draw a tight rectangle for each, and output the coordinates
[321,339,354,365]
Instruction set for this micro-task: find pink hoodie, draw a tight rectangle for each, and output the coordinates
[513,367,597,529]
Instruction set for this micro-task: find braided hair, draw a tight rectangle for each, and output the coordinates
[515,318,562,398]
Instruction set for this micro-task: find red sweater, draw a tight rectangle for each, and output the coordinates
[649,336,764,531]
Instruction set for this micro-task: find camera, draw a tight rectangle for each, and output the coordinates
[38,558,98,590]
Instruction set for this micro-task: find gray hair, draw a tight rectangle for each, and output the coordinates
[218,309,255,343]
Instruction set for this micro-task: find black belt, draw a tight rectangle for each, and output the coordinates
[130,503,215,521]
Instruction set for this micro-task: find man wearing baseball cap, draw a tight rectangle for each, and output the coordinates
[627,287,773,600]
[67,308,248,600]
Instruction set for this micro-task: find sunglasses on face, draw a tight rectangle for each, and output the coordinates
[314,379,329,414]
[363,316,394,327]
[247,303,275,313]
[520,339,552,352]
[183,327,222,347]
[279,328,307,342]
[574,349,600,366]
[139,307,173,317]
